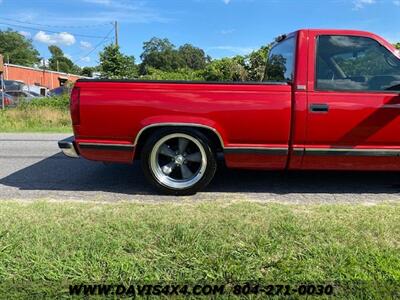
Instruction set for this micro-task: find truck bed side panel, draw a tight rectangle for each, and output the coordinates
[74,81,292,169]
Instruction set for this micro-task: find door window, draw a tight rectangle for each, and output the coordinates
[316,35,400,92]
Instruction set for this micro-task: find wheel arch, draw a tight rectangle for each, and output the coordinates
[134,123,225,159]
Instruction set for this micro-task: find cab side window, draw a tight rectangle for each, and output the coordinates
[316,35,400,91]
[264,36,296,82]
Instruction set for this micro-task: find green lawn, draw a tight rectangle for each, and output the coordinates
[0,201,399,298]
[0,107,71,133]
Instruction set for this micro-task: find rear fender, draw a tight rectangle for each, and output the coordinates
[134,115,227,148]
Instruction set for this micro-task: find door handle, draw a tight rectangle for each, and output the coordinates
[310,103,329,113]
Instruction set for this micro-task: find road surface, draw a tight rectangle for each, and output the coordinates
[1,133,400,203]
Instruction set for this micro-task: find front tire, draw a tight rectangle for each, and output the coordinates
[141,128,217,195]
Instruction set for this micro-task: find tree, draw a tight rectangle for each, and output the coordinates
[178,44,209,70]
[140,37,184,73]
[245,45,270,81]
[203,56,247,82]
[80,66,97,77]
[395,43,400,50]
[48,45,80,74]
[264,54,287,81]
[99,44,137,79]
[0,29,40,66]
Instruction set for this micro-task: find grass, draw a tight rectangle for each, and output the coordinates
[0,107,71,133]
[0,201,399,298]
[0,95,71,133]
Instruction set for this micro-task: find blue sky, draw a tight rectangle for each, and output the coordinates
[1,0,400,67]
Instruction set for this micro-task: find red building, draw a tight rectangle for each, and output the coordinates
[3,63,86,90]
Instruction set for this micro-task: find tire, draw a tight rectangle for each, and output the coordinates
[141,128,217,195]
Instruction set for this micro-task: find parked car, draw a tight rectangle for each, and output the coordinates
[23,85,48,97]
[6,90,38,100]
[59,29,400,195]
[48,86,71,97]
[25,90,43,98]
[4,80,24,91]
[0,92,17,108]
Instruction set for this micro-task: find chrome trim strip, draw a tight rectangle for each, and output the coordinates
[79,142,134,147]
[304,148,400,157]
[133,123,225,148]
[224,147,288,155]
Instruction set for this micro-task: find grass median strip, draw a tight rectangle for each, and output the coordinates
[0,201,399,298]
[0,95,71,133]
[0,108,71,133]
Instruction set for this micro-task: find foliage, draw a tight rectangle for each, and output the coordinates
[244,45,270,81]
[80,66,97,77]
[140,37,185,73]
[139,41,270,82]
[335,47,396,77]
[18,94,70,110]
[140,38,213,75]
[395,43,400,50]
[264,54,287,81]
[203,56,247,81]
[0,201,399,298]
[0,95,71,132]
[140,67,205,81]
[48,45,81,74]
[138,37,271,82]
[0,29,40,66]
[99,44,137,79]
[178,43,210,70]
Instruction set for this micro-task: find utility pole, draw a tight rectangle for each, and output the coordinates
[0,54,4,110]
[114,21,118,47]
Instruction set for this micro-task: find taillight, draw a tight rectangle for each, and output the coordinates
[70,87,80,125]
[4,97,10,106]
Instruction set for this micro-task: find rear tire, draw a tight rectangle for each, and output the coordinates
[141,128,217,195]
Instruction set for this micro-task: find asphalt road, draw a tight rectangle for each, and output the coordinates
[1,133,400,203]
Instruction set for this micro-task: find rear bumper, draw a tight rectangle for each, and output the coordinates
[58,136,79,158]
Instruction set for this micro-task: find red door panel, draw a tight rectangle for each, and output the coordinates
[304,91,400,170]
[302,30,400,170]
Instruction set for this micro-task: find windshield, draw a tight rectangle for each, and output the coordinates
[4,80,24,91]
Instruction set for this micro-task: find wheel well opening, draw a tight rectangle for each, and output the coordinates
[134,126,224,159]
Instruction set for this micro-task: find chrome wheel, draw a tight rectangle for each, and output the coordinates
[149,133,207,190]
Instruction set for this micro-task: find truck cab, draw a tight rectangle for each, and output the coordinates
[289,30,400,171]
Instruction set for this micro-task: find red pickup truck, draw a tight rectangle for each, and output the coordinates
[59,29,400,195]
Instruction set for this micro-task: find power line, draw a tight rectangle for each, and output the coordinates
[0,17,112,29]
[0,22,108,39]
[73,28,114,64]
[69,37,113,58]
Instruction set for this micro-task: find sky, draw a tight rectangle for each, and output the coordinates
[0,0,400,67]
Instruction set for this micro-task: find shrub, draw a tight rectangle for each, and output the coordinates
[140,67,205,81]
[18,94,70,110]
